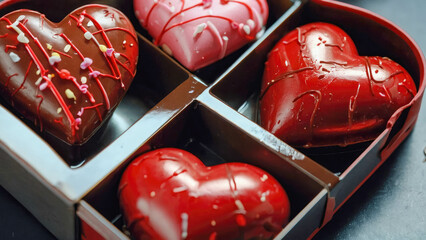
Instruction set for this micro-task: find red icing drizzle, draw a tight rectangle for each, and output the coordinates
[11,60,32,97]
[36,94,43,131]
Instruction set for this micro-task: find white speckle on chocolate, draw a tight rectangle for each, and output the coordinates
[64,44,71,52]
[84,31,92,40]
[35,77,42,86]
[9,52,20,62]
[87,20,94,27]
[46,43,52,50]
[36,69,40,75]
[65,89,76,100]
[81,76,87,84]
[114,52,120,58]
[57,107,62,114]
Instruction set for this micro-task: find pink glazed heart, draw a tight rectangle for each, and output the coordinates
[133,0,268,71]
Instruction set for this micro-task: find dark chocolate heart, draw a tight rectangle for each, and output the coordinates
[0,4,138,145]
[260,22,416,147]
[118,148,290,240]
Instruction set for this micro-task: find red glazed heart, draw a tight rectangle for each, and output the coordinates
[0,4,138,145]
[118,148,290,240]
[133,0,268,71]
[260,22,417,148]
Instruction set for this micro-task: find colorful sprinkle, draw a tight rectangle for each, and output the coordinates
[114,52,120,58]
[77,108,84,116]
[17,32,29,44]
[49,55,61,65]
[65,89,76,100]
[81,76,87,84]
[80,57,93,69]
[106,48,114,57]
[99,44,107,52]
[35,77,42,86]
[39,82,48,91]
[36,69,40,75]
[84,31,93,40]
[64,44,71,53]
[57,108,62,114]
[89,70,100,78]
[9,52,20,62]
[46,43,52,50]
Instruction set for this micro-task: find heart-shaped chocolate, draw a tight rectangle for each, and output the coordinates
[260,22,417,148]
[133,0,268,71]
[0,4,139,145]
[118,148,290,240]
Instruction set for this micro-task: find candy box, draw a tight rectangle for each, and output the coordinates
[0,0,424,239]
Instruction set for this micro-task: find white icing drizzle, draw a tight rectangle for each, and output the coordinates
[193,23,207,38]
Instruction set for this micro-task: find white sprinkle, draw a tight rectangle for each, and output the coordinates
[57,107,62,114]
[46,43,52,50]
[35,77,42,86]
[84,32,92,40]
[114,53,120,58]
[247,19,255,28]
[36,69,40,75]
[235,199,245,212]
[211,220,216,226]
[65,89,76,100]
[260,174,268,182]
[64,44,71,53]
[181,213,188,239]
[122,40,127,45]
[17,33,29,44]
[161,44,173,56]
[130,43,134,47]
[243,25,251,35]
[81,76,87,84]
[212,204,219,210]
[9,52,20,62]
[170,5,175,12]
[173,186,188,193]
[150,191,156,197]
[193,23,207,38]
[87,20,94,27]
[260,192,267,202]
[285,60,289,67]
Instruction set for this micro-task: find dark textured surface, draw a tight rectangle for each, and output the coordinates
[1,0,426,240]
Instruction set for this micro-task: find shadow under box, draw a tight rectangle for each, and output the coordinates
[210,0,422,177]
[82,101,328,240]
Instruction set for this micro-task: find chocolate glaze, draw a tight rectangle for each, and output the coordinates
[0,4,138,145]
[260,22,417,147]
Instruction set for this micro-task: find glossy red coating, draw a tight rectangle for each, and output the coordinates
[118,148,290,240]
[0,4,138,145]
[260,22,417,148]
